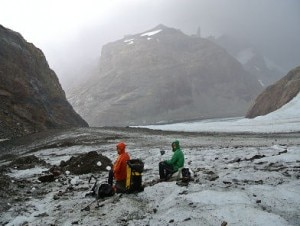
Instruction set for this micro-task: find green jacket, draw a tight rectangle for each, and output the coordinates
[165,140,184,171]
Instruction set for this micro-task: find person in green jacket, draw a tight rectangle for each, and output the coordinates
[159,140,184,181]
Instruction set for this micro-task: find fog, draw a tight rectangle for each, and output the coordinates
[1,0,300,88]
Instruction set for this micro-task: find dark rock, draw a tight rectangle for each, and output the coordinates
[246,154,266,161]
[203,170,219,181]
[34,212,49,217]
[60,160,67,167]
[232,179,239,183]
[221,221,228,226]
[60,151,112,175]
[21,221,29,226]
[38,174,55,183]
[0,24,88,139]
[53,195,60,200]
[246,66,300,118]
[223,181,232,185]
[228,157,241,163]
[208,175,219,181]
[278,150,288,155]
[255,180,263,184]
[9,155,48,170]
[49,165,62,176]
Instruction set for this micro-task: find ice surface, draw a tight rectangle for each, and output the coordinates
[7,167,48,179]
[1,93,300,225]
[137,92,300,133]
[2,141,299,225]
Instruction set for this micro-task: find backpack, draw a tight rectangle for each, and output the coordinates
[126,159,144,193]
[181,168,191,182]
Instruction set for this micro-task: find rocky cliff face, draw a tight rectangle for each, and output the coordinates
[246,66,300,118]
[69,25,262,126]
[0,25,88,139]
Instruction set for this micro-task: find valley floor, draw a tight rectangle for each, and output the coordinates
[0,127,300,226]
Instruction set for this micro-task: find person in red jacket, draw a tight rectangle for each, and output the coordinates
[108,142,130,193]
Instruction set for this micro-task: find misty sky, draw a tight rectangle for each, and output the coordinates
[1,0,300,88]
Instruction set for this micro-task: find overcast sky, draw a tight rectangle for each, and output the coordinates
[1,0,300,88]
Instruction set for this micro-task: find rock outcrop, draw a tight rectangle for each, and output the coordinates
[0,25,88,139]
[246,66,300,118]
[69,25,262,126]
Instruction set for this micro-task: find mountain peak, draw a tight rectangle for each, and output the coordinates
[152,24,169,30]
[70,25,262,126]
[140,24,183,37]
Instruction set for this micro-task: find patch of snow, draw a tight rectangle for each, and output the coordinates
[70,176,80,185]
[6,216,29,226]
[127,40,134,45]
[96,161,102,167]
[141,29,162,37]
[124,38,134,43]
[258,79,265,86]
[6,167,48,179]
[246,181,300,225]
[186,190,252,204]
[136,92,300,133]
[255,147,300,164]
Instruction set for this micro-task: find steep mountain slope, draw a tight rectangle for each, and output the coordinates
[0,25,88,139]
[246,66,300,118]
[69,25,262,126]
[210,35,284,87]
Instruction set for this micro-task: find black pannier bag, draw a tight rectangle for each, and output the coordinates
[97,183,115,199]
[87,175,115,199]
[126,159,144,193]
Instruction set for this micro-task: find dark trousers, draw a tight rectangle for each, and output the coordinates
[108,169,126,193]
[108,169,114,186]
[159,161,174,180]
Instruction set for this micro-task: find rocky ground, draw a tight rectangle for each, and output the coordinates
[0,127,299,225]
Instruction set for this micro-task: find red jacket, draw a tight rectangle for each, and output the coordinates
[113,143,130,181]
